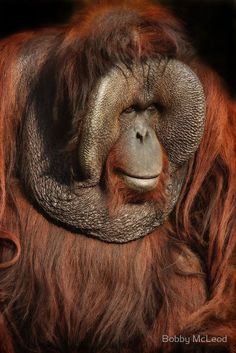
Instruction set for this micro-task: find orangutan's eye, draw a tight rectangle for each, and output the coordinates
[123,106,137,114]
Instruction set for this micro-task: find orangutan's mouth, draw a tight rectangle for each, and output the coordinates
[116,168,160,192]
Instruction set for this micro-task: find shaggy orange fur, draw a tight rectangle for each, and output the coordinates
[0,2,235,353]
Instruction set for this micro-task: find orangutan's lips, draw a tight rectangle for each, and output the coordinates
[116,168,160,192]
[116,168,159,179]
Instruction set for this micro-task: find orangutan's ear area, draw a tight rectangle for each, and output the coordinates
[0,2,235,353]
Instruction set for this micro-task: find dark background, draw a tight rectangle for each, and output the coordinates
[0,0,235,97]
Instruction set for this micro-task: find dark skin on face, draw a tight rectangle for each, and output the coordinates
[22,58,205,243]
[115,103,163,192]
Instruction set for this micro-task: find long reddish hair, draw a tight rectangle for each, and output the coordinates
[0,2,235,353]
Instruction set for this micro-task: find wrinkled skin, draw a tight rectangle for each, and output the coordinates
[23,59,205,243]
[115,104,163,192]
